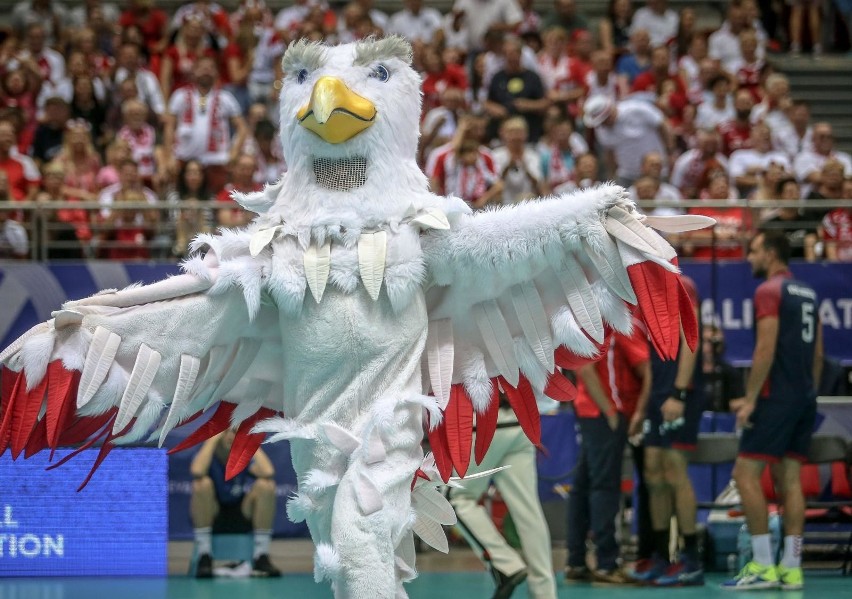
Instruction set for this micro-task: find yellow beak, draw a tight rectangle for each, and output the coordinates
[296,77,377,144]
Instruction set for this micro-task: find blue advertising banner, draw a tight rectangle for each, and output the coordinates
[680,261,852,365]
[0,448,167,576]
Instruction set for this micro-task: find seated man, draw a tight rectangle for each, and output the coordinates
[190,430,282,578]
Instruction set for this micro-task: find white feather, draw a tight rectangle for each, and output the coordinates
[249,225,282,257]
[353,469,383,515]
[513,338,548,392]
[411,208,450,230]
[365,432,387,464]
[473,300,519,385]
[604,205,660,255]
[302,469,340,494]
[412,514,448,553]
[582,235,636,304]
[304,241,331,303]
[643,213,716,232]
[546,253,604,343]
[426,318,454,409]
[510,282,554,371]
[551,307,599,358]
[459,348,492,413]
[412,486,456,525]
[358,230,387,301]
[51,309,83,329]
[313,543,342,583]
[158,354,200,446]
[77,327,121,408]
[320,422,361,455]
[113,344,162,434]
[21,331,55,390]
[286,493,316,523]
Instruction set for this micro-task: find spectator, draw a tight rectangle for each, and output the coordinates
[11,0,67,48]
[164,56,248,192]
[695,74,734,130]
[421,87,466,164]
[541,31,589,118]
[516,0,543,35]
[630,276,704,587]
[166,159,213,257]
[537,27,572,92]
[68,0,120,30]
[451,0,523,52]
[0,172,29,259]
[216,154,261,229]
[119,0,170,57]
[729,29,765,103]
[96,138,133,189]
[671,128,728,198]
[448,397,558,599]
[585,49,625,103]
[630,0,679,47]
[223,13,261,113]
[485,37,549,142]
[171,1,233,48]
[388,0,442,43]
[583,94,672,186]
[760,177,818,260]
[805,158,846,207]
[160,16,218,100]
[275,0,317,33]
[245,23,286,110]
[73,27,114,80]
[35,161,90,259]
[629,152,682,208]
[542,0,590,38]
[0,119,39,202]
[631,45,688,125]
[632,174,683,219]
[1,58,42,153]
[729,123,791,196]
[540,116,588,189]
[421,46,468,116]
[751,74,792,142]
[113,42,167,120]
[69,76,109,150]
[701,324,745,411]
[751,160,792,204]
[567,323,651,585]
[97,159,159,260]
[793,122,852,196]
[439,137,503,208]
[820,177,852,262]
[599,0,634,56]
[493,116,547,204]
[555,152,601,192]
[53,119,102,203]
[688,172,751,259]
[117,99,160,190]
[789,0,821,56]
[30,97,68,166]
[718,88,755,155]
[774,100,812,160]
[190,431,282,579]
[709,0,765,74]
[247,119,286,185]
[724,231,822,591]
[615,28,652,87]
[481,28,541,92]
[677,34,708,104]
[673,7,697,58]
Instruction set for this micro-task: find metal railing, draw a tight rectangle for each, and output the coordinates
[1,198,850,262]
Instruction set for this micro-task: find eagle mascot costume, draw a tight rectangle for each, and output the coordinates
[0,36,711,598]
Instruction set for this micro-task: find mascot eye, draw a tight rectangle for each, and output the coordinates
[297,69,309,84]
[370,64,390,82]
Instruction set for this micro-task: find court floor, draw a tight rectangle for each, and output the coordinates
[0,571,847,599]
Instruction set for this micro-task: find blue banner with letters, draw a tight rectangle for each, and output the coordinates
[680,261,852,365]
[0,448,166,576]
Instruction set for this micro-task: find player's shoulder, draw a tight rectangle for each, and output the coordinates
[783,278,817,301]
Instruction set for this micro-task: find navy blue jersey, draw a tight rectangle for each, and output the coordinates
[753,271,817,402]
[209,456,255,506]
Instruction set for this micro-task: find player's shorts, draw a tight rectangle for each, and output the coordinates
[739,397,817,463]
[213,500,253,534]
[643,389,706,451]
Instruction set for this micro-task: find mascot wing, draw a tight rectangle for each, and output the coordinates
[0,231,283,488]
[421,183,713,481]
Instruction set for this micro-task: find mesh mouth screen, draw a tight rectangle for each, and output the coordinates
[313,157,368,191]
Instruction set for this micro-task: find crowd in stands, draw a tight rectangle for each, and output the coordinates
[0,0,851,261]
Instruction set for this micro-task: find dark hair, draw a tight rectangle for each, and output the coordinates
[757,229,791,264]
[707,74,728,90]
[177,159,209,198]
[774,176,797,196]
[254,119,277,141]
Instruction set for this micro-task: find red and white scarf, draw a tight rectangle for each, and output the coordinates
[118,124,156,177]
[545,145,574,187]
[182,86,223,153]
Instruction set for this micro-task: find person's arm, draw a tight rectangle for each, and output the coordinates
[483,99,510,119]
[661,324,699,423]
[602,148,617,179]
[577,363,619,430]
[513,96,551,113]
[812,316,824,393]
[159,52,174,100]
[599,18,614,55]
[628,360,652,437]
[163,110,177,175]
[227,50,253,86]
[731,316,778,428]
[248,447,275,479]
[471,179,504,208]
[228,115,249,164]
[190,435,221,478]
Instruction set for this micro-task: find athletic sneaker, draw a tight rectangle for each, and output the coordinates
[778,565,804,590]
[251,554,282,577]
[195,553,214,579]
[564,565,591,582]
[721,561,780,590]
[654,559,705,587]
[591,568,634,585]
[629,556,668,583]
